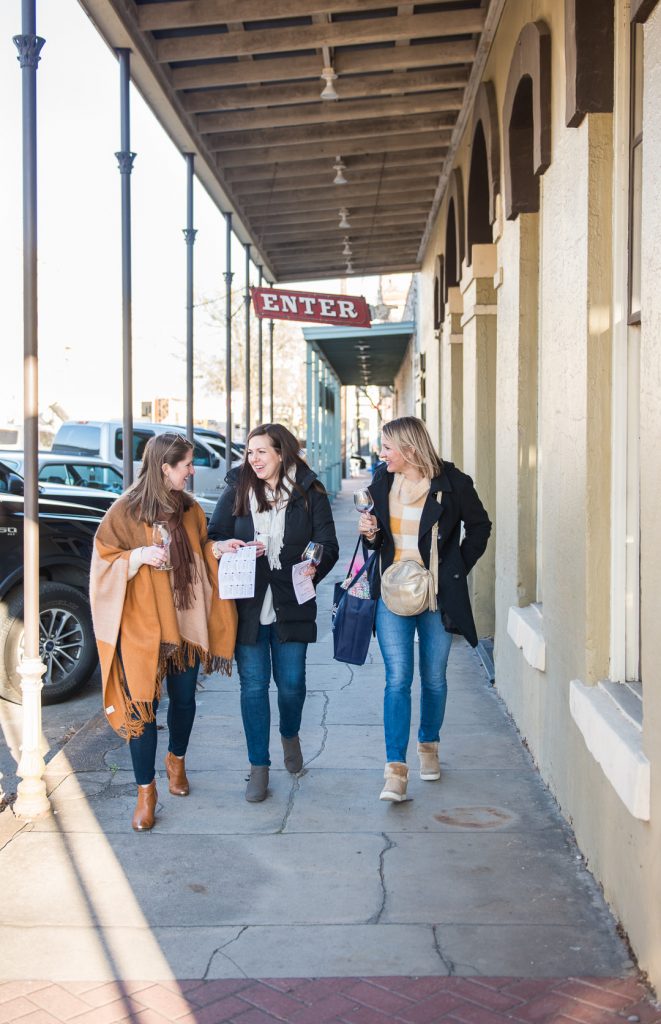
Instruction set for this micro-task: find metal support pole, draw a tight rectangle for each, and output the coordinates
[116,49,136,486]
[257,266,264,424]
[321,365,328,488]
[13,0,49,820]
[244,244,251,435]
[224,212,233,477]
[183,153,197,489]
[313,350,320,476]
[305,344,313,466]
[269,319,275,421]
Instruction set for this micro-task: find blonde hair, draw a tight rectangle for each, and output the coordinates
[125,432,194,523]
[381,417,443,480]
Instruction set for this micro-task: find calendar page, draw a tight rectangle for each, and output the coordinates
[217,545,257,599]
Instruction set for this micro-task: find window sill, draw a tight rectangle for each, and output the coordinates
[507,603,546,671]
[569,679,650,821]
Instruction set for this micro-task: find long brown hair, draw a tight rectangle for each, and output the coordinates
[125,432,195,523]
[382,417,443,479]
[233,423,324,515]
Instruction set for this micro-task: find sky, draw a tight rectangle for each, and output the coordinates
[1,1,403,430]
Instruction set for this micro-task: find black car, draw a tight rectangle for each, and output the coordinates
[0,461,105,704]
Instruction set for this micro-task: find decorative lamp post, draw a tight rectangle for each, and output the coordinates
[13,0,50,820]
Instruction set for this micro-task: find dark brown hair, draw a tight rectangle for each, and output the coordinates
[233,423,324,515]
[125,432,195,523]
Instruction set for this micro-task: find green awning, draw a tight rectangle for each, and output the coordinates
[303,321,414,387]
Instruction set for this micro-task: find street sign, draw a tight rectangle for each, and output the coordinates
[251,286,371,328]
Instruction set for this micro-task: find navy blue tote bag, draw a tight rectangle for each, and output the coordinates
[332,538,377,666]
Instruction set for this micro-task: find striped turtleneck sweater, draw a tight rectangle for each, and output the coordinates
[388,473,431,565]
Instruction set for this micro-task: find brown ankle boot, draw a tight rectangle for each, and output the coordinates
[132,780,157,831]
[165,752,189,796]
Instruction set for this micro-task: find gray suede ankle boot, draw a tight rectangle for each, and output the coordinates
[245,766,269,802]
[281,735,303,774]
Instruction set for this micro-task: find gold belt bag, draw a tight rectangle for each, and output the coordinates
[380,494,442,617]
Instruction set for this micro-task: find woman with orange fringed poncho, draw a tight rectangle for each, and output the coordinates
[90,432,238,832]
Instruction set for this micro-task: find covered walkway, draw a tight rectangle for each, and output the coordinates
[0,481,655,1022]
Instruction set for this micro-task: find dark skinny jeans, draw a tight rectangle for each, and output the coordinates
[129,657,200,786]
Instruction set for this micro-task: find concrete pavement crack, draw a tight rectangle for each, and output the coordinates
[202,925,249,980]
[367,831,396,924]
[432,925,483,976]
[301,690,329,769]
[340,665,355,689]
[277,773,300,835]
[432,924,456,975]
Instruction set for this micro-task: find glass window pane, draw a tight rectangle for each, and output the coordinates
[38,464,70,484]
[193,441,211,467]
[70,463,124,493]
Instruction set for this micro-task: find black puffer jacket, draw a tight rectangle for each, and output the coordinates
[208,465,339,645]
[365,462,491,647]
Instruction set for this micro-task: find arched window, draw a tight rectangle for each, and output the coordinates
[467,81,500,262]
[502,22,551,220]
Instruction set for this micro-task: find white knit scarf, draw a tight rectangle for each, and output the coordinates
[249,472,296,570]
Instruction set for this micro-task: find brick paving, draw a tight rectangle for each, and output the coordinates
[0,978,658,1024]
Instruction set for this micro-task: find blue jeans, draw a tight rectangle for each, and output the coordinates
[129,657,200,786]
[375,599,452,763]
[235,625,308,766]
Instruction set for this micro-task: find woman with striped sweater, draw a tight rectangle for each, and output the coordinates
[359,417,491,802]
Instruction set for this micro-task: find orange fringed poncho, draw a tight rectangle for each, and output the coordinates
[90,496,237,739]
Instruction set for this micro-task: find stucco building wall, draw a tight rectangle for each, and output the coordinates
[416,0,661,989]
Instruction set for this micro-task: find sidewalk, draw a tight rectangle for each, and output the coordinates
[0,479,658,1023]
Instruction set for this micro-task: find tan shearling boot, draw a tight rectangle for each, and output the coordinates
[379,762,409,802]
[417,741,441,781]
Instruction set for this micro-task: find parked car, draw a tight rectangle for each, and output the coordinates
[51,420,226,499]
[181,426,244,467]
[0,451,220,518]
[0,461,105,705]
[0,457,119,512]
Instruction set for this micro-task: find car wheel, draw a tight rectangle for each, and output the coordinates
[0,582,98,705]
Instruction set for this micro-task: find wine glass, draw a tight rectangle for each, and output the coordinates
[301,541,324,565]
[152,521,173,571]
[353,488,374,513]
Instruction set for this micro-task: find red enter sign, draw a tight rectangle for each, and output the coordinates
[251,287,371,328]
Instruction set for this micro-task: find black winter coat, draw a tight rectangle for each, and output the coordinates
[365,462,491,647]
[208,466,339,645]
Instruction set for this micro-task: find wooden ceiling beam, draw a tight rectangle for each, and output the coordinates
[252,210,431,232]
[246,190,436,217]
[171,39,475,89]
[197,89,464,133]
[268,241,423,260]
[243,185,437,209]
[277,262,420,282]
[233,170,440,196]
[207,116,453,150]
[219,132,447,167]
[222,148,445,183]
[252,196,431,218]
[182,67,470,114]
[258,222,428,245]
[254,215,429,241]
[155,10,486,63]
[139,0,461,31]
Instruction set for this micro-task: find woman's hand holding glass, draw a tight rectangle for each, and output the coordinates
[358,513,379,539]
[301,541,323,578]
[140,544,170,569]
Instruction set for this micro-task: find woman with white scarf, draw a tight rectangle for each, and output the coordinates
[208,423,339,802]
